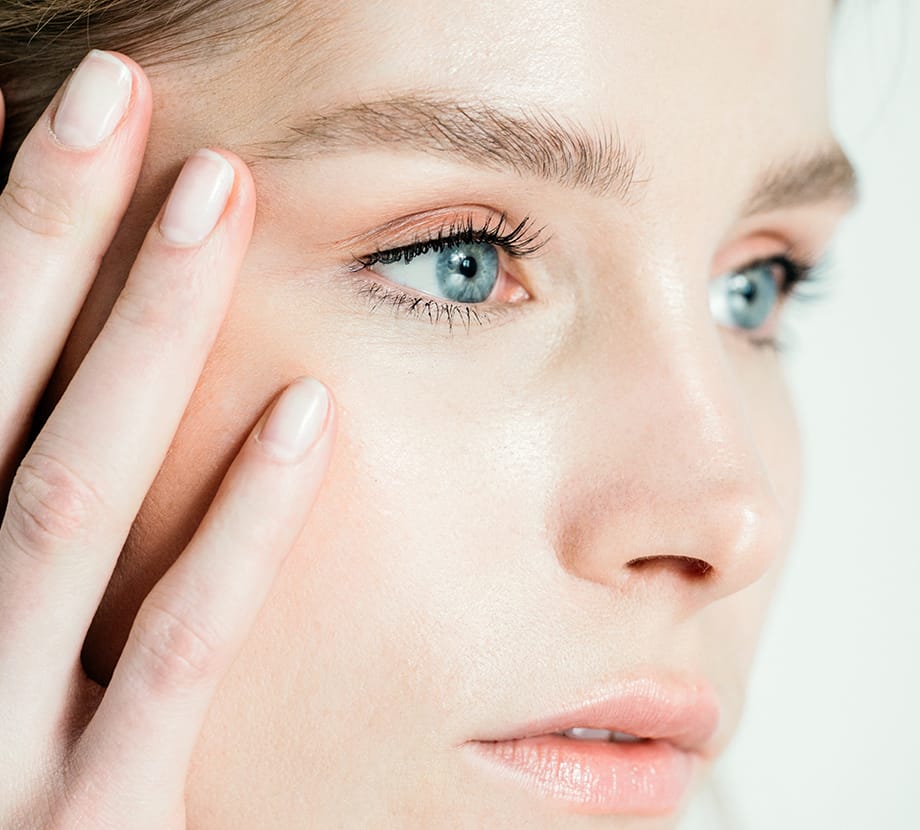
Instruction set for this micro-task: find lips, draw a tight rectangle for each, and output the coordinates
[462,674,721,816]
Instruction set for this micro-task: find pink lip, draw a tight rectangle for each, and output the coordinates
[463,674,721,816]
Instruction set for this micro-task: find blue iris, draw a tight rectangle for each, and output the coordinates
[435,243,499,303]
[710,263,779,331]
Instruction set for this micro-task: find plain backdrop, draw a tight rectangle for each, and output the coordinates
[684,1,920,828]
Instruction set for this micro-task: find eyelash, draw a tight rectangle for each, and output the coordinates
[352,213,547,268]
[348,214,546,333]
[749,254,827,351]
[348,216,824,342]
[773,254,822,296]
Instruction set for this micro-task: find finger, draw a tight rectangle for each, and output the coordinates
[0,51,152,493]
[68,379,334,826]
[0,147,255,697]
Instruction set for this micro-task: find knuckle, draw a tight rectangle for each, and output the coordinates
[129,595,225,692]
[0,172,78,238]
[3,451,103,562]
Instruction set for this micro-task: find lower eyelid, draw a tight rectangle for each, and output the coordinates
[354,278,507,330]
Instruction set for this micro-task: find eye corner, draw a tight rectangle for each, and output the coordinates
[347,254,372,273]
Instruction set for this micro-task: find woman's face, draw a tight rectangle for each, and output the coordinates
[52,0,854,826]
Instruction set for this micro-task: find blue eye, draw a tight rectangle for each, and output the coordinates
[372,242,500,304]
[709,262,781,332]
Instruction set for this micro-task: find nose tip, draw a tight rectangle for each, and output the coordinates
[555,474,788,611]
[628,489,785,599]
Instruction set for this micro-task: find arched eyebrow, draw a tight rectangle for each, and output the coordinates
[241,94,859,212]
[240,95,643,199]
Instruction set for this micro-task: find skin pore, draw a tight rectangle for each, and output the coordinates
[38,0,855,826]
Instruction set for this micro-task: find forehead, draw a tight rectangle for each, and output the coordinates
[241,1,833,120]
[211,0,831,161]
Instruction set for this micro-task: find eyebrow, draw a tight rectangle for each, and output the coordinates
[741,145,859,216]
[240,95,859,214]
[241,95,642,199]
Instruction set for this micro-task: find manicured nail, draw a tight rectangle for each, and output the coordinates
[257,378,330,462]
[51,50,132,149]
[159,149,235,246]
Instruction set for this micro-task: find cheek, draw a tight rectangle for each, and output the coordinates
[80,273,558,700]
[78,283,569,820]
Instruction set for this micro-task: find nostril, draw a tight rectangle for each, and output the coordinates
[625,555,714,579]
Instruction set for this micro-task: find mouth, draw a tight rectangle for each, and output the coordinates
[462,674,721,816]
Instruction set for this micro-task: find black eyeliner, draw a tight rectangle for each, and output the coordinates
[351,213,548,269]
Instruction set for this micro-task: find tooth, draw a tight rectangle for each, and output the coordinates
[563,727,614,741]
[560,727,645,743]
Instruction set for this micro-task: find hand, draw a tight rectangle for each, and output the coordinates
[0,50,335,828]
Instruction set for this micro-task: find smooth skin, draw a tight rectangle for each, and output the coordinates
[1,1,856,827]
[0,55,335,828]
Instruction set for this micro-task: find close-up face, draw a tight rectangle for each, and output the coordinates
[43,0,856,826]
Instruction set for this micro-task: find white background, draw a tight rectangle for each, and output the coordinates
[685,1,920,828]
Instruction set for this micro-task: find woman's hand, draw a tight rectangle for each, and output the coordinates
[0,50,335,829]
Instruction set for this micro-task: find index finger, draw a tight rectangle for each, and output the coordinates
[0,50,152,493]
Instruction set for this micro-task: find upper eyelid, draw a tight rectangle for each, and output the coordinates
[347,211,550,264]
[332,205,507,248]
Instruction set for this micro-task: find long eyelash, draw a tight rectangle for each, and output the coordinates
[751,253,831,352]
[775,253,828,300]
[350,213,548,269]
[354,280,500,334]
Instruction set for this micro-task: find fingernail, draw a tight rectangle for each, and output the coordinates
[51,50,132,149]
[159,149,235,246]
[257,378,330,462]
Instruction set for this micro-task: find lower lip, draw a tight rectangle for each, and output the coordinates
[465,734,696,815]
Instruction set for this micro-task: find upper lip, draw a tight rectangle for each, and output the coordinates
[472,673,721,757]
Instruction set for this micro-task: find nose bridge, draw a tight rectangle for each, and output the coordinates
[646,329,754,485]
[552,301,787,609]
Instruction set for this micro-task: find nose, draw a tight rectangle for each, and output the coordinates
[550,301,790,614]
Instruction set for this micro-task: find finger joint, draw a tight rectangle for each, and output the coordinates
[0,174,78,238]
[129,594,225,694]
[3,451,104,564]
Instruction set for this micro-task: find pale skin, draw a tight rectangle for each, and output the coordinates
[0,1,856,828]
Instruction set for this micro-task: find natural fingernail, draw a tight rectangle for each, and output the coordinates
[159,149,235,246]
[51,50,132,149]
[257,378,330,463]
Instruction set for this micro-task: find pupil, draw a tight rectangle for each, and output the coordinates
[450,251,478,279]
[733,275,757,303]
